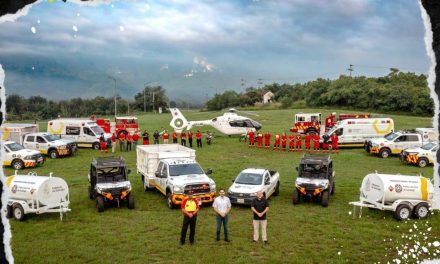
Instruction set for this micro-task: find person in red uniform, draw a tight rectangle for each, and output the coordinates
[188,130,193,148]
[162,130,169,144]
[281,132,287,151]
[99,133,108,154]
[133,131,139,148]
[257,133,263,148]
[111,132,116,153]
[331,132,339,153]
[181,131,187,146]
[313,133,320,151]
[126,133,133,151]
[142,130,150,145]
[305,133,311,152]
[196,131,202,148]
[288,133,295,151]
[273,133,280,150]
[264,132,271,149]
[180,191,200,245]
[172,131,178,144]
[295,134,302,151]
[249,131,255,147]
[118,132,126,152]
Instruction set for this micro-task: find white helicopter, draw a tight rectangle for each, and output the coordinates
[169,108,262,135]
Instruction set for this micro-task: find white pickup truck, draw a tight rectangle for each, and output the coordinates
[366,128,437,158]
[23,132,77,159]
[227,168,280,205]
[400,142,438,168]
[3,141,44,170]
[136,144,216,209]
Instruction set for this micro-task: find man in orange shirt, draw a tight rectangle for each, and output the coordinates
[257,132,263,148]
[249,130,255,147]
[188,130,193,148]
[172,131,178,144]
[281,132,287,151]
[305,133,311,152]
[264,132,271,149]
[295,134,302,152]
[313,133,320,152]
[181,131,187,146]
[180,191,200,245]
[196,131,202,148]
[126,133,133,151]
[273,133,280,150]
[288,134,295,151]
[162,130,169,144]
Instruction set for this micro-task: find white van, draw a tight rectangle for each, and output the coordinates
[48,118,111,150]
[321,118,394,147]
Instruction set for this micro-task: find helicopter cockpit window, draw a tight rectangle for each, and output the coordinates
[243,120,254,127]
[212,118,217,122]
[229,120,244,127]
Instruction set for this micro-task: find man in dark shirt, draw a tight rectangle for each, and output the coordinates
[251,191,269,243]
[153,130,160,144]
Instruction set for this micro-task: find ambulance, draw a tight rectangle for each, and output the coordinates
[1,123,39,144]
[3,141,44,170]
[321,118,394,147]
[48,118,111,149]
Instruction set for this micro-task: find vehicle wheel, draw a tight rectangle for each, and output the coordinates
[93,142,100,150]
[414,203,430,219]
[417,158,429,168]
[379,148,391,158]
[127,193,135,209]
[292,189,300,204]
[49,149,58,159]
[11,159,24,170]
[88,186,94,200]
[167,193,176,209]
[6,205,13,219]
[96,196,105,213]
[331,181,335,195]
[273,182,280,196]
[306,128,317,135]
[321,190,329,207]
[394,204,412,221]
[12,204,25,221]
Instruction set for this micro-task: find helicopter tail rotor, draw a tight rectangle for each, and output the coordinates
[170,108,189,132]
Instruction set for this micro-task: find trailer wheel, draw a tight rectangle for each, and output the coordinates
[12,204,25,221]
[292,189,300,204]
[96,196,105,212]
[417,158,429,168]
[273,182,280,196]
[331,181,335,195]
[93,142,100,150]
[49,149,58,159]
[127,193,135,209]
[379,148,391,158]
[11,159,24,170]
[394,204,411,220]
[414,203,430,219]
[321,190,329,207]
[6,205,13,219]
[167,192,176,209]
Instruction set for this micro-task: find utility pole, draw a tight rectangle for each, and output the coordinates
[151,91,155,113]
[108,76,117,117]
[347,64,354,77]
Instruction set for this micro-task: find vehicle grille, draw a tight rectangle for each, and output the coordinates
[230,192,253,198]
[184,184,211,194]
[31,154,42,160]
[104,188,124,196]
[301,183,318,191]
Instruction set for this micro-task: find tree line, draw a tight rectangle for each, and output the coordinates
[206,69,434,116]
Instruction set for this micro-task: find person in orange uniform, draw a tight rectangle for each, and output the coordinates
[305,133,311,152]
[132,131,139,147]
[288,133,295,151]
[173,131,178,144]
[188,130,193,148]
[295,134,302,152]
[180,191,200,245]
[126,133,133,151]
[196,130,202,148]
[273,133,280,150]
[331,133,339,153]
[257,132,263,148]
[249,130,255,147]
[181,131,187,146]
[118,132,126,152]
[264,132,271,149]
[99,133,108,154]
[163,130,169,144]
[281,132,287,151]
[313,133,320,152]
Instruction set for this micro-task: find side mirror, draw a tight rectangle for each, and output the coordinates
[231,179,235,183]
[295,167,298,171]
[206,168,213,175]
[155,171,161,178]
[265,181,270,185]
[127,169,131,174]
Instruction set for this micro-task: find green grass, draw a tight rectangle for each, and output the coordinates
[4,108,439,264]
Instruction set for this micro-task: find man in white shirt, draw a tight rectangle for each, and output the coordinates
[212,188,231,242]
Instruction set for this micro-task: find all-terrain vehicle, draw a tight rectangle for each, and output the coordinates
[88,156,134,212]
[292,155,335,207]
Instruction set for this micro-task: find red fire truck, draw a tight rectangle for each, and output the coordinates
[290,112,371,135]
[92,116,139,136]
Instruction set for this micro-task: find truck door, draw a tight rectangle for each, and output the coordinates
[159,164,169,193]
[23,135,35,149]
[154,162,164,192]
[264,172,274,195]
[82,127,96,144]
[393,135,410,153]
[407,135,421,148]
[36,136,49,154]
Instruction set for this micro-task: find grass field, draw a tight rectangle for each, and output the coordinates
[3,108,439,264]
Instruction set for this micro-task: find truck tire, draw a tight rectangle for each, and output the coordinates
[292,189,300,204]
[96,196,105,212]
[413,203,430,219]
[306,128,317,135]
[93,142,100,150]
[331,181,335,195]
[12,159,24,170]
[49,149,58,159]
[167,193,176,209]
[394,204,411,220]
[273,182,280,196]
[321,190,329,207]
[127,193,135,209]
[6,205,13,219]
[13,204,25,221]
[379,148,391,158]
[417,158,429,168]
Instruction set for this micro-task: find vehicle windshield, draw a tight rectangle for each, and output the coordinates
[96,167,126,183]
[5,142,25,151]
[169,163,204,176]
[300,164,328,179]
[234,173,263,185]
[421,142,437,150]
[43,134,60,142]
[91,126,104,135]
[384,132,399,141]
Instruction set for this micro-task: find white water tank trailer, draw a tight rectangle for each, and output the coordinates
[5,172,71,221]
[349,172,435,220]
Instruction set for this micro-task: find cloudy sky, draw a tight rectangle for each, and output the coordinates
[0,0,430,103]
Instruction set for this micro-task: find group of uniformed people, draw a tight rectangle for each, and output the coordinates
[247,131,339,153]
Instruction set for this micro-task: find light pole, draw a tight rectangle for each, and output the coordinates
[108,76,117,117]
[144,81,157,113]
